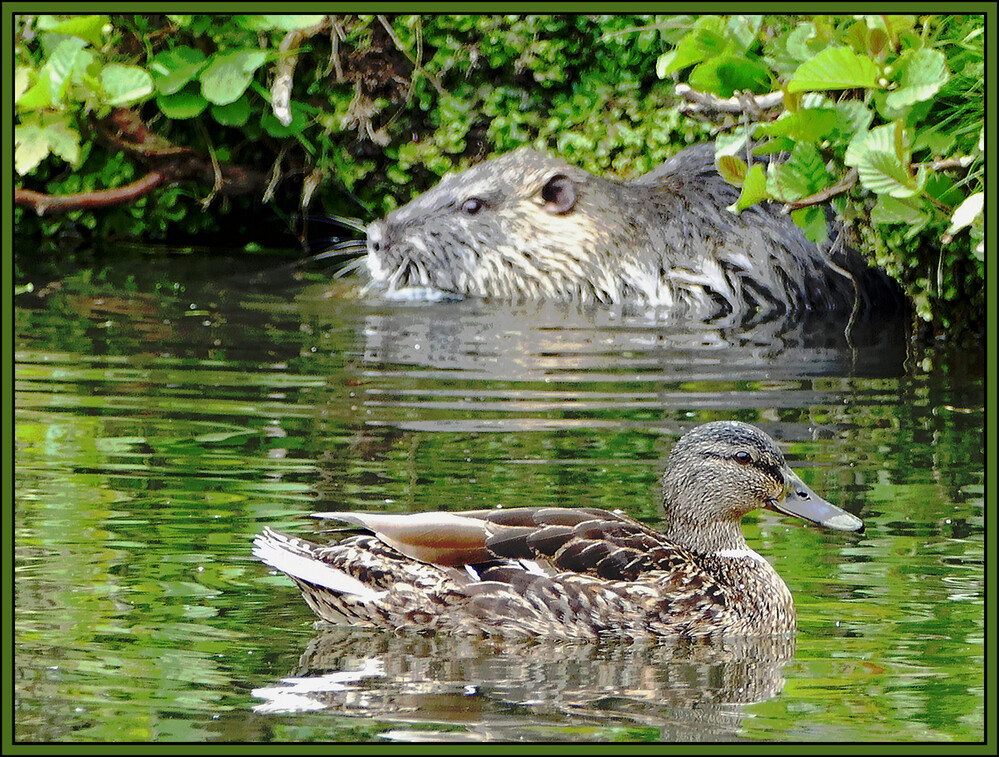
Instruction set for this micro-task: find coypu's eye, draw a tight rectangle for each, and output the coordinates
[461,198,486,216]
[541,174,576,215]
[733,450,754,465]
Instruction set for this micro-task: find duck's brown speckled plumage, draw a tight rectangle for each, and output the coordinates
[254,421,863,639]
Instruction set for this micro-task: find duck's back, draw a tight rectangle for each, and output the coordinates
[253,507,794,639]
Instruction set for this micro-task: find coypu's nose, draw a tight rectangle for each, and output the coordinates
[367,221,385,253]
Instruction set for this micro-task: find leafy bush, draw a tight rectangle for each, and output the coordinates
[656,14,983,326]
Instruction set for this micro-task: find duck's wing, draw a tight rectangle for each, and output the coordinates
[311,507,691,581]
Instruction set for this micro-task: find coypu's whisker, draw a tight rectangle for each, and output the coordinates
[305,239,368,265]
[332,255,368,280]
[321,214,368,234]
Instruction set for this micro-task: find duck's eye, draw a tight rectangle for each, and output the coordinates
[461,198,485,215]
[733,451,753,465]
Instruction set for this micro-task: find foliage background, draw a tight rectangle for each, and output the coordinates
[13,13,987,330]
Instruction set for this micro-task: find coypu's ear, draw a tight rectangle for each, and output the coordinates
[541,174,576,215]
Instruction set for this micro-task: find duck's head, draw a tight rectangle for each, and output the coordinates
[660,421,863,554]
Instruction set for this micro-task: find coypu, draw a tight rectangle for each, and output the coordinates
[362,143,905,318]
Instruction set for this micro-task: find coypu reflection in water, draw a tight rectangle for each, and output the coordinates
[338,143,905,319]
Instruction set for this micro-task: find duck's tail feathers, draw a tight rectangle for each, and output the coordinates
[252,527,387,603]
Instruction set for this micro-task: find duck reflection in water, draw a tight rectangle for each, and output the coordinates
[252,628,796,741]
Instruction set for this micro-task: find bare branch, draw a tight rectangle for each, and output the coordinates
[783,169,858,210]
[675,84,785,116]
[16,172,165,214]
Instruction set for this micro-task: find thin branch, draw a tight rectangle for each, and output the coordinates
[783,168,859,210]
[16,172,165,214]
[675,84,785,116]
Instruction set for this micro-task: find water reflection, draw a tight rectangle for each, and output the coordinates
[254,627,796,742]
[14,253,983,742]
[353,297,910,381]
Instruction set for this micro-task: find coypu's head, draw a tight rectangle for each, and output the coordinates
[362,146,905,317]
[365,149,648,303]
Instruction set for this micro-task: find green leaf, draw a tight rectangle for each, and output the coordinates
[16,74,54,111]
[788,46,881,92]
[664,17,729,74]
[766,142,829,202]
[791,205,829,245]
[101,64,154,106]
[42,116,81,165]
[688,55,771,97]
[714,130,751,158]
[857,151,918,197]
[870,194,928,227]
[44,36,89,101]
[716,155,747,184]
[726,15,762,52]
[845,122,909,167]
[912,126,955,156]
[731,163,769,211]
[156,83,208,119]
[786,23,820,61]
[885,48,950,111]
[50,14,109,47]
[655,50,677,79]
[199,50,267,106]
[923,174,963,208]
[260,100,310,137]
[14,123,49,175]
[149,47,207,96]
[846,123,920,197]
[757,107,839,143]
[13,113,81,174]
[210,97,252,127]
[257,14,328,31]
[832,100,875,137]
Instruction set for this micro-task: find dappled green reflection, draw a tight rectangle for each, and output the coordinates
[14,253,982,742]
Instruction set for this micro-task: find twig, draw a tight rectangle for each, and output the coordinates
[783,168,858,210]
[675,84,784,116]
[272,16,334,126]
[16,173,165,214]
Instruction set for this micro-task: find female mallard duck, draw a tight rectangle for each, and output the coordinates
[253,421,863,639]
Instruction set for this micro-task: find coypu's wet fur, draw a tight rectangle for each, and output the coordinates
[364,144,904,318]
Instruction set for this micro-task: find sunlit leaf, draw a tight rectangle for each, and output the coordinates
[200,50,267,106]
[101,64,154,106]
[946,192,983,235]
[885,48,950,111]
[44,36,89,100]
[50,14,109,47]
[731,162,769,211]
[14,123,49,175]
[788,46,881,92]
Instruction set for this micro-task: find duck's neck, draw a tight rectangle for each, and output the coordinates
[664,514,750,557]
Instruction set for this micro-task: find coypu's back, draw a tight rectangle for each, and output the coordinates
[364,144,905,319]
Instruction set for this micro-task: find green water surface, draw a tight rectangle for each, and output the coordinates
[13,253,984,743]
